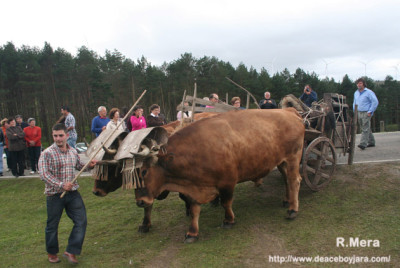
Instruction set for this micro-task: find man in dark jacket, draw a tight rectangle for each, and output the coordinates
[299,84,318,107]
[146,104,167,127]
[259,91,277,109]
[6,118,26,177]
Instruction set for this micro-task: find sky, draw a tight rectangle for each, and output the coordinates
[1,0,400,82]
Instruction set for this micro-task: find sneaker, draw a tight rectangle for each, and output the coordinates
[48,254,61,263]
[367,144,375,147]
[30,171,35,174]
[358,144,366,150]
[63,252,78,264]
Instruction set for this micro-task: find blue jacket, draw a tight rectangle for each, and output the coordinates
[300,91,318,107]
[91,116,110,137]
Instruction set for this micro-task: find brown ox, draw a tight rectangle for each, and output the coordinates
[92,113,218,228]
[135,108,304,243]
[162,112,218,136]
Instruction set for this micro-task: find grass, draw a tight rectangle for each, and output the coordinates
[0,162,399,267]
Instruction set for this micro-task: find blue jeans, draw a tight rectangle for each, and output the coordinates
[67,137,77,149]
[45,191,87,255]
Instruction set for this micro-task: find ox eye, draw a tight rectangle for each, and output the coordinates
[141,170,147,177]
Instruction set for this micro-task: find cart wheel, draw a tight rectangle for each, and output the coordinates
[302,137,337,191]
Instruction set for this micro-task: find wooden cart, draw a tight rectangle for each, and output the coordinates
[299,93,356,191]
[179,87,357,192]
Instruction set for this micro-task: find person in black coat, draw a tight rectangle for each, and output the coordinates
[146,104,167,127]
[259,91,277,109]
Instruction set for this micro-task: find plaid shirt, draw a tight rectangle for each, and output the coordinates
[39,143,85,196]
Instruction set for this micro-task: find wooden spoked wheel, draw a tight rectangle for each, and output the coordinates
[302,137,337,191]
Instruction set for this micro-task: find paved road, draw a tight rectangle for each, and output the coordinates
[337,131,400,164]
[1,131,399,180]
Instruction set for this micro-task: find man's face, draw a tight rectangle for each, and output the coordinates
[29,120,36,127]
[233,100,241,108]
[61,109,66,116]
[265,92,271,99]
[9,120,16,127]
[357,82,364,90]
[16,117,22,123]
[99,108,107,117]
[52,129,68,148]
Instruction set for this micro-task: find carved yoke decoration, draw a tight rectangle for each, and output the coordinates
[89,127,168,190]
[116,127,168,189]
[87,128,127,182]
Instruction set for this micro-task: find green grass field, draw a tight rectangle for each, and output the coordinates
[0,162,398,267]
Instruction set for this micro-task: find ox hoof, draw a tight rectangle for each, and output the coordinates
[184,234,199,244]
[138,225,151,233]
[286,209,298,220]
[282,201,289,208]
[221,221,236,229]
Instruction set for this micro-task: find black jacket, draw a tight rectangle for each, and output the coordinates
[259,98,277,109]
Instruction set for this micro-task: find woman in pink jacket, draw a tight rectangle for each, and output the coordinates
[130,105,147,131]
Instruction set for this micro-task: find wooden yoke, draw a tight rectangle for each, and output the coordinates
[60,90,147,198]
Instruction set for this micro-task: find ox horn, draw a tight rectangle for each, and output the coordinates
[102,146,117,155]
[132,145,151,157]
[96,159,120,165]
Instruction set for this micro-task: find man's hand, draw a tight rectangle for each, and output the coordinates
[88,159,98,169]
[63,182,73,191]
[29,140,35,146]
[367,112,372,117]
[101,126,107,131]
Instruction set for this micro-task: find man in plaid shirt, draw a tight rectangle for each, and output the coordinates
[39,123,96,264]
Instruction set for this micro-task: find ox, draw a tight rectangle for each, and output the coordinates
[92,113,218,228]
[134,108,305,243]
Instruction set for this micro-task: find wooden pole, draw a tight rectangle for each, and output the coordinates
[225,77,260,109]
[246,94,250,109]
[191,81,197,122]
[348,105,357,165]
[60,90,147,198]
[179,90,187,128]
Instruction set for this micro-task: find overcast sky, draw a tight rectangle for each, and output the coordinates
[1,0,399,82]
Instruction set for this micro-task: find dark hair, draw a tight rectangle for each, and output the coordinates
[356,78,367,87]
[61,106,70,112]
[52,123,67,133]
[149,104,160,112]
[133,105,143,112]
[109,108,120,119]
[7,118,15,124]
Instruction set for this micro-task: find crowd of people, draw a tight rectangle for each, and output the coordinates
[2,79,379,264]
[0,116,42,177]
